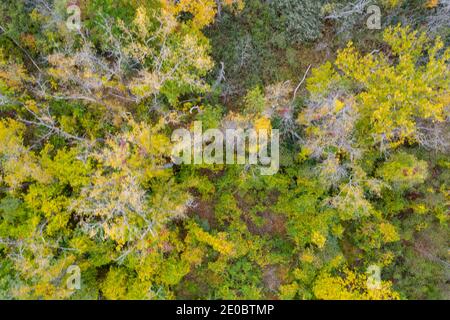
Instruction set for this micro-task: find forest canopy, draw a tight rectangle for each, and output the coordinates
[0,0,448,300]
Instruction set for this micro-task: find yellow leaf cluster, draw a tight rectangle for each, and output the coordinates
[313,269,400,300]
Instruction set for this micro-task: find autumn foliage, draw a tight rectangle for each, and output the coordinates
[0,0,448,300]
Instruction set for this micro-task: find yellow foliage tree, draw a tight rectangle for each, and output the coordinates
[313,268,400,300]
[335,25,449,148]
